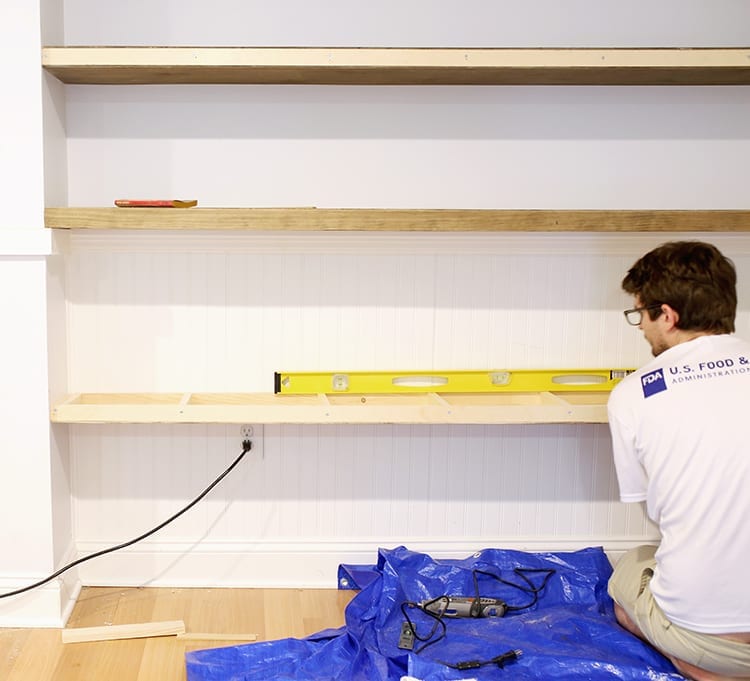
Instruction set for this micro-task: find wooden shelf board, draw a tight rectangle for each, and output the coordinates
[44,208,750,232]
[42,47,750,85]
[50,392,610,425]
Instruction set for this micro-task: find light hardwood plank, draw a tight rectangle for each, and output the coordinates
[1,586,355,681]
[137,637,188,681]
[0,629,62,681]
[42,47,750,85]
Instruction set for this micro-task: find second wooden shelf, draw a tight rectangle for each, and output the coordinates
[51,392,611,425]
[44,208,750,232]
[42,47,750,86]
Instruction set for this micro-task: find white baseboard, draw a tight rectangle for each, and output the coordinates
[2,536,653,626]
[73,536,655,589]
[0,575,79,628]
[0,544,80,627]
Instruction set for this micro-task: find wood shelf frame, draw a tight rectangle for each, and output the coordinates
[42,47,750,86]
[50,392,611,425]
[44,208,750,232]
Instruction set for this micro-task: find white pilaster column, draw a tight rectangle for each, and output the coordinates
[0,0,74,626]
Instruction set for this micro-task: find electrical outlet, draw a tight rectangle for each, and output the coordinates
[238,425,263,458]
[240,425,254,441]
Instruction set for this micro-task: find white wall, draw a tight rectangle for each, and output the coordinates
[62,233,750,586]
[64,84,750,210]
[2,1,748,608]
[62,0,750,47]
[70,422,651,587]
[63,234,750,391]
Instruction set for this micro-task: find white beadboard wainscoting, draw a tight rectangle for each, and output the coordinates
[61,232,750,587]
[64,232,750,394]
[70,423,655,587]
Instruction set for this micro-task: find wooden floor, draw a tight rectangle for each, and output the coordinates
[0,586,357,681]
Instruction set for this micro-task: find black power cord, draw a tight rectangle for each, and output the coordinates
[472,567,556,612]
[0,440,253,600]
[399,565,556,667]
[438,648,523,671]
[400,596,449,654]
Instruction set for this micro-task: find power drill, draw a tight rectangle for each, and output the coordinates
[420,596,507,618]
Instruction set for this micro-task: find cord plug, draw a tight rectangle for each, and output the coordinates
[242,439,253,453]
[439,648,522,671]
[491,649,522,667]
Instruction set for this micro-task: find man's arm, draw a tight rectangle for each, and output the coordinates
[607,402,648,503]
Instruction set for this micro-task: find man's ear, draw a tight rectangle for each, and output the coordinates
[660,303,680,329]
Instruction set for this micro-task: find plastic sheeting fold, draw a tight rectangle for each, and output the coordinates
[186,546,682,680]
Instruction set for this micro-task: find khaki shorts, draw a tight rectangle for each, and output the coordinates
[608,545,750,676]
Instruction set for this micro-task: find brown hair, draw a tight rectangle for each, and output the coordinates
[622,241,736,334]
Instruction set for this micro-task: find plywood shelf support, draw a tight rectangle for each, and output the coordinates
[50,392,612,425]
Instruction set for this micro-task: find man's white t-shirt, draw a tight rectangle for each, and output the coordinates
[607,334,750,634]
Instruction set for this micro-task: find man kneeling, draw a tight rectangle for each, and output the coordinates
[607,241,750,680]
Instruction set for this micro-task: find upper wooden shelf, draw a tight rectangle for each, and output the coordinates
[50,391,611,425]
[44,208,750,232]
[42,47,750,86]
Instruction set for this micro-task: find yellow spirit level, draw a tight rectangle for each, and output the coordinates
[274,368,634,394]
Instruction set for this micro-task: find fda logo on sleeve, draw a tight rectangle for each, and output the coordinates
[641,369,667,398]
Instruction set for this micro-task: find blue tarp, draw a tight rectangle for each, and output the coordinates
[185,546,683,680]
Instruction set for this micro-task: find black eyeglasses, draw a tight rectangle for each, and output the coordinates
[623,304,663,326]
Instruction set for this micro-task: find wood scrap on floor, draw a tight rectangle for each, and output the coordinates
[61,620,258,644]
[61,620,186,643]
[177,633,258,641]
